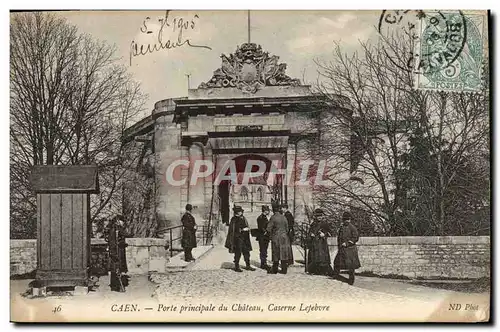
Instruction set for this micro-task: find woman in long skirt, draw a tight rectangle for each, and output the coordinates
[333,211,361,285]
[306,209,334,276]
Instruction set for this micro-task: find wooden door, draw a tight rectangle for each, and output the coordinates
[37,193,90,280]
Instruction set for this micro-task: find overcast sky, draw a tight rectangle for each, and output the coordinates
[59,10,382,118]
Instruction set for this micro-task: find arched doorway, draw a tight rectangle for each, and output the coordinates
[218,154,279,225]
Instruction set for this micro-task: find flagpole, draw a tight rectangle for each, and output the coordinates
[247,10,251,43]
[185,74,191,91]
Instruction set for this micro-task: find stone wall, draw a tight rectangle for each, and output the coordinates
[10,238,169,277]
[10,240,37,276]
[12,236,490,279]
[328,236,490,279]
[121,238,169,275]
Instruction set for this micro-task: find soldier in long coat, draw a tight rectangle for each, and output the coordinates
[333,211,361,285]
[282,204,295,264]
[225,206,255,272]
[105,215,128,292]
[266,205,293,274]
[306,209,334,276]
[181,204,197,262]
[256,205,271,270]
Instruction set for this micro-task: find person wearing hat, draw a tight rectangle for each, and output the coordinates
[333,211,361,285]
[256,205,271,270]
[306,208,334,276]
[266,204,294,274]
[225,205,255,272]
[105,215,129,292]
[181,204,197,262]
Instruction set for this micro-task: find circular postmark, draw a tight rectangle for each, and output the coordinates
[378,10,467,75]
[418,11,467,74]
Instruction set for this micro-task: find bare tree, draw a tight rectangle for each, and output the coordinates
[308,40,414,234]
[307,33,489,235]
[121,139,158,237]
[10,12,147,238]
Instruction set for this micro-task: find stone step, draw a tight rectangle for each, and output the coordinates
[165,245,215,270]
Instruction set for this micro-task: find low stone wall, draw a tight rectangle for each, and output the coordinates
[328,236,490,279]
[10,238,169,277]
[12,236,490,279]
[10,240,37,276]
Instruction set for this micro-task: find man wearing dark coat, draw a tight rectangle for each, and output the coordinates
[105,215,129,292]
[181,204,197,262]
[306,209,334,276]
[282,204,295,241]
[266,204,294,274]
[282,204,295,264]
[256,205,271,270]
[333,211,361,285]
[225,206,256,272]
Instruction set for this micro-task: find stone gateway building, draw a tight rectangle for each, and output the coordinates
[124,43,350,230]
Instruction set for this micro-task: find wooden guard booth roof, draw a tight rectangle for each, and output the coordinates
[31,165,99,194]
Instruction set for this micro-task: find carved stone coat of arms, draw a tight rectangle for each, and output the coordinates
[199,43,301,93]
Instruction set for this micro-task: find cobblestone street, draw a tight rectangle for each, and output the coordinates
[146,232,490,322]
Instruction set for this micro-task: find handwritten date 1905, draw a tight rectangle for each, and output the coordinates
[130,10,212,65]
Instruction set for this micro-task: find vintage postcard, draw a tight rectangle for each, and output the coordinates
[10,10,490,323]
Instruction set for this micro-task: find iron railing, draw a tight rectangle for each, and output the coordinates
[89,224,217,275]
[161,223,216,258]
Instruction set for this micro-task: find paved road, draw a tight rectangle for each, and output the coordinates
[148,232,490,322]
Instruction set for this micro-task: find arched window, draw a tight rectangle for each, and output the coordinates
[257,187,264,201]
[240,186,249,201]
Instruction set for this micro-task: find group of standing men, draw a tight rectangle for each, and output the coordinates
[223,204,361,285]
[225,203,295,274]
[180,201,361,284]
[105,203,361,293]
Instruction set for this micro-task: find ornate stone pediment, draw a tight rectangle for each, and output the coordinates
[198,43,301,93]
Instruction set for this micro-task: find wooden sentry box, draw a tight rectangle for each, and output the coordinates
[30,165,99,288]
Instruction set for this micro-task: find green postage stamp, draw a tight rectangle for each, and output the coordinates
[414,10,488,92]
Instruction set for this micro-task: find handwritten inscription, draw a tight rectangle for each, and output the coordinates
[130,10,212,65]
